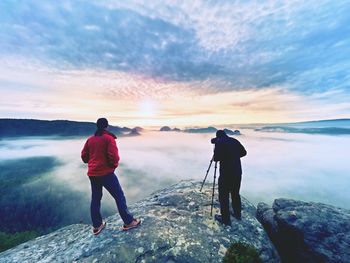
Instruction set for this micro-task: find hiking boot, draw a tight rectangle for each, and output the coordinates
[230,211,242,220]
[122,218,141,231]
[234,215,242,220]
[214,214,231,226]
[92,221,106,235]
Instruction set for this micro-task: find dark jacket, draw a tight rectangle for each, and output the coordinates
[213,136,247,177]
[81,130,120,176]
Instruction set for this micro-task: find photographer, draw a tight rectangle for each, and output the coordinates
[213,130,247,226]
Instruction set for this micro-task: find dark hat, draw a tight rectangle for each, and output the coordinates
[216,130,227,138]
[96,118,108,129]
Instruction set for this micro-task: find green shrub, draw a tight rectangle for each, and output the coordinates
[223,242,262,263]
[0,231,38,252]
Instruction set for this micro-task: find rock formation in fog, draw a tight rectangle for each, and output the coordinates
[160,126,181,132]
[257,199,350,263]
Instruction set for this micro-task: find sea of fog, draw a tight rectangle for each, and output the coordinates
[1,130,349,211]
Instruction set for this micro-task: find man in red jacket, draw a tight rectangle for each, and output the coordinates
[81,118,140,235]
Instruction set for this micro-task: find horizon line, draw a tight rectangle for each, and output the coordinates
[1,117,349,129]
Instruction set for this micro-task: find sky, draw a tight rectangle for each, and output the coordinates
[0,0,350,127]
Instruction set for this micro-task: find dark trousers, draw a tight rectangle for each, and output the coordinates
[218,174,242,224]
[89,173,133,227]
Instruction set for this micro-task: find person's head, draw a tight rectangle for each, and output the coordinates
[95,118,108,136]
[97,118,108,129]
[216,130,227,138]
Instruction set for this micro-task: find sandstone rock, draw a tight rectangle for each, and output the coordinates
[257,199,350,263]
[160,126,172,132]
[0,181,279,263]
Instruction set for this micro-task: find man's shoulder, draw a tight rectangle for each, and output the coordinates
[228,136,241,145]
[228,136,239,142]
[86,135,95,141]
[102,132,117,141]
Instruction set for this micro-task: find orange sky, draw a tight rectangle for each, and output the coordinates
[1,60,348,128]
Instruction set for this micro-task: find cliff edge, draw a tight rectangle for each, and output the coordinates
[0,180,279,263]
[257,199,350,263]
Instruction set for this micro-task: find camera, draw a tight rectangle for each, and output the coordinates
[211,138,217,144]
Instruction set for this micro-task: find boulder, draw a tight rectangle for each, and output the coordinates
[223,129,241,136]
[257,199,350,263]
[128,128,141,136]
[160,126,172,131]
[0,181,279,263]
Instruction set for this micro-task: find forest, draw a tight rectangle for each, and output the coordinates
[0,156,111,251]
[0,119,131,138]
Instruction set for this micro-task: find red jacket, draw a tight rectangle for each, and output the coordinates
[81,130,120,176]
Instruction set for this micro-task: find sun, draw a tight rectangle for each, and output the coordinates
[139,99,157,117]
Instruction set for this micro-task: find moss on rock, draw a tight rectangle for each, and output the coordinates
[223,242,262,263]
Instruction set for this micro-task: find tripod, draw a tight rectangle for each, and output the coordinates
[200,155,218,216]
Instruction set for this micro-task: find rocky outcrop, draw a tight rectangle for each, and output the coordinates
[223,129,241,136]
[184,127,217,133]
[128,128,141,136]
[183,127,240,135]
[0,181,279,263]
[257,199,350,263]
[159,126,181,132]
[160,126,172,131]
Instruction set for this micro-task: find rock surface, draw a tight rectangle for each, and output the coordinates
[0,180,279,263]
[257,199,350,263]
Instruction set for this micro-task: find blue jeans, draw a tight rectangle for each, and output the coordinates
[89,173,134,227]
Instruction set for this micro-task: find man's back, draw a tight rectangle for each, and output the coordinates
[214,136,247,177]
[81,131,120,176]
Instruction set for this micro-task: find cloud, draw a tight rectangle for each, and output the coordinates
[1,0,350,124]
[1,57,349,126]
[0,1,208,81]
[1,0,350,92]
[1,131,350,209]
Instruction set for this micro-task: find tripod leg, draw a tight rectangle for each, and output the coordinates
[200,156,214,192]
[210,161,218,216]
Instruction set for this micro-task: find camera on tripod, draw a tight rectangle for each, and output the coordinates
[211,130,226,144]
[199,137,220,217]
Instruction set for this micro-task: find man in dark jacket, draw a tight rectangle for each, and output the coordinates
[213,130,247,225]
[81,118,140,235]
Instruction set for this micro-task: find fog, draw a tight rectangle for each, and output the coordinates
[1,130,350,210]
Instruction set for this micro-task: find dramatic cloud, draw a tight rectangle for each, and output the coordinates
[1,58,349,126]
[0,0,349,124]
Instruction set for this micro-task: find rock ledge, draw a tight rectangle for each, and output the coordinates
[257,199,350,263]
[0,180,279,263]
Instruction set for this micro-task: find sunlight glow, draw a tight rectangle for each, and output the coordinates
[139,99,157,118]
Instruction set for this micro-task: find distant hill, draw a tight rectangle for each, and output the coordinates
[255,126,350,135]
[184,126,217,133]
[270,118,350,128]
[128,128,141,136]
[160,126,172,132]
[244,118,350,129]
[184,126,240,135]
[159,126,181,132]
[0,119,138,138]
[253,119,350,135]
[224,128,241,135]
